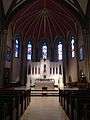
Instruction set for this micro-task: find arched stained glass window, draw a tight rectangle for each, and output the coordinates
[27,41,32,60]
[71,36,75,58]
[15,39,19,58]
[79,47,84,60]
[42,43,47,59]
[58,42,62,60]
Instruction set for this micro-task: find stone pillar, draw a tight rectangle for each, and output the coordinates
[0,1,7,86]
[85,30,90,81]
[0,1,3,85]
[87,22,90,81]
[62,39,68,85]
[85,0,90,81]
[0,30,4,86]
[81,28,90,82]
[20,41,27,85]
[0,29,8,86]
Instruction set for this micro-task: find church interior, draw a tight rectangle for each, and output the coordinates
[0,0,90,120]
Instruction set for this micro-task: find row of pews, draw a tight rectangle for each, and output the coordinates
[0,86,31,120]
[59,88,90,120]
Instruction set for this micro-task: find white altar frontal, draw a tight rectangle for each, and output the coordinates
[27,59,63,89]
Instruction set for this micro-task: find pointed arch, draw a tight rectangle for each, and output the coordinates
[42,42,48,59]
[54,36,64,61]
[71,36,75,58]
[27,41,32,60]
[58,41,63,60]
[15,35,20,58]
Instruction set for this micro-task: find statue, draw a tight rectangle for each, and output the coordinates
[79,71,87,83]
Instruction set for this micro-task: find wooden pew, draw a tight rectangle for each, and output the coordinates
[59,88,90,120]
[0,86,31,120]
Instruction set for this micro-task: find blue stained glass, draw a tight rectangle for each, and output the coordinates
[58,42,62,60]
[80,47,84,60]
[27,41,32,60]
[71,37,75,58]
[42,43,47,59]
[15,39,19,57]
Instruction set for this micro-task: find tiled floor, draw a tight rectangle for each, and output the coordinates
[20,97,69,120]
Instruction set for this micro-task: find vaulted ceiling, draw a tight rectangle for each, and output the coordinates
[1,0,88,15]
[1,0,89,42]
[9,0,81,41]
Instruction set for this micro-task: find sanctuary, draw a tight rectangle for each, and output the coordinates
[27,59,63,89]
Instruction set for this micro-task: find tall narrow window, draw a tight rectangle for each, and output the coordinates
[27,41,32,60]
[42,43,47,59]
[58,42,62,60]
[71,36,75,58]
[15,39,19,58]
[79,47,84,61]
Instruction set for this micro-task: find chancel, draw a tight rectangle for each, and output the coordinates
[0,0,90,120]
[27,59,63,89]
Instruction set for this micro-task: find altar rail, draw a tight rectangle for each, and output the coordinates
[59,88,90,120]
[0,87,31,120]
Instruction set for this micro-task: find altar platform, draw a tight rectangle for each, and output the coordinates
[35,79,55,90]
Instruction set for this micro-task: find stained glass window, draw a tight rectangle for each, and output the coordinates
[71,36,75,58]
[27,41,32,60]
[15,39,19,57]
[58,42,62,60]
[42,43,47,59]
[79,47,84,60]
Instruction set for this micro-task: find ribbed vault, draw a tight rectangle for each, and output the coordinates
[1,0,88,15]
[11,0,80,42]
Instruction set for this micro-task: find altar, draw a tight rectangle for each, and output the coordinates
[27,59,63,88]
[35,79,55,89]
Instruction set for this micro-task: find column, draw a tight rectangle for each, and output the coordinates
[82,28,90,81]
[20,41,27,85]
[0,29,8,85]
[0,1,8,85]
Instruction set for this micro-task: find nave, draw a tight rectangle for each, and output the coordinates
[20,96,69,120]
[0,0,90,120]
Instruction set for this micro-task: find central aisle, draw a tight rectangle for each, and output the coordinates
[20,97,69,120]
